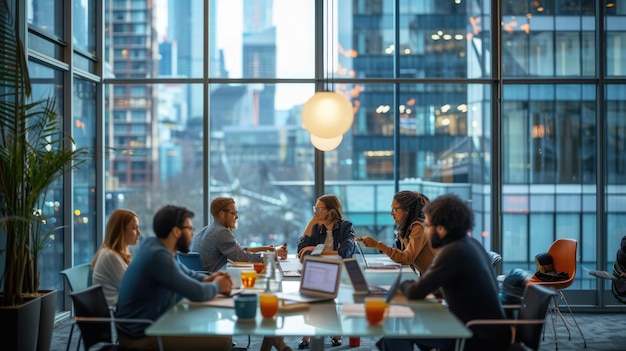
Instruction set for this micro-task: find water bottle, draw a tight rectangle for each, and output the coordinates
[264,251,276,280]
[263,251,282,292]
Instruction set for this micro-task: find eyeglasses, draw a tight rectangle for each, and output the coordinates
[222,210,238,216]
[180,226,194,232]
[391,206,402,214]
[312,206,327,213]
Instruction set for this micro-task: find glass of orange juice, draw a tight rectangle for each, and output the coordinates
[364,297,389,325]
[240,271,257,288]
[259,293,279,318]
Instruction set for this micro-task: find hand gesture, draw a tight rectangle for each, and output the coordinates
[361,236,378,248]
[297,246,316,260]
[275,245,288,260]
[212,274,232,295]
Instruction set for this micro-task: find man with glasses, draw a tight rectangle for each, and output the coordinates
[191,197,291,351]
[191,196,287,275]
[116,205,233,350]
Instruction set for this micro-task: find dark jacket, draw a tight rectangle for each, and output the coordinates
[297,220,357,258]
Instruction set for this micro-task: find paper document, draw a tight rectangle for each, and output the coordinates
[188,296,236,308]
[340,303,414,318]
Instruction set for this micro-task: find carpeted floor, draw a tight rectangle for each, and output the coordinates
[51,312,625,350]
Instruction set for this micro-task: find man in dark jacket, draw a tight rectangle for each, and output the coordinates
[378,194,511,351]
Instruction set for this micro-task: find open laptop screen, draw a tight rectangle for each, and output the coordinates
[300,258,342,294]
[343,258,369,292]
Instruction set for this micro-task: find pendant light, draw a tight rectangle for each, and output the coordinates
[310,133,343,151]
[302,0,354,149]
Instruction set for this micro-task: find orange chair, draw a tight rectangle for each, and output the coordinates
[528,238,587,349]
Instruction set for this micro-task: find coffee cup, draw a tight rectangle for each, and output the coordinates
[234,293,258,320]
[226,268,243,289]
[364,297,389,325]
[253,262,266,274]
[259,293,279,318]
[240,271,258,288]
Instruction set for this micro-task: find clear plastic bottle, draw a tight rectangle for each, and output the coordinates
[263,251,282,292]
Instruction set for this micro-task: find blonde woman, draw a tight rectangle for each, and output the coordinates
[91,209,141,307]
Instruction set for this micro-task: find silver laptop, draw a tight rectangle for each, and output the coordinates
[355,241,401,269]
[343,258,389,295]
[277,256,343,303]
[277,258,303,278]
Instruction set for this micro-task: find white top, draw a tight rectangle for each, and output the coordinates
[92,247,128,307]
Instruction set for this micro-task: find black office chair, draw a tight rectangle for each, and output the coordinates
[463,284,554,351]
[59,263,93,351]
[70,284,162,351]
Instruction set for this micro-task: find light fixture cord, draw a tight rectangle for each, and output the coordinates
[330,0,335,91]
[325,0,330,91]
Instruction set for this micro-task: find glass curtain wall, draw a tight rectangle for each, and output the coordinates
[9,0,626,313]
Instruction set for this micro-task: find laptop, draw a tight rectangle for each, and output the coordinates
[384,268,403,303]
[343,258,389,295]
[277,256,343,303]
[355,241,402,269]
[277,258,303,278]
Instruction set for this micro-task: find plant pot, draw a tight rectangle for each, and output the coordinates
[0,295,42,351]
[0,290,57,351]
[37,290,57,351]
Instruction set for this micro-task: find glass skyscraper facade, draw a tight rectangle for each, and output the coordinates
[3,0,625,314]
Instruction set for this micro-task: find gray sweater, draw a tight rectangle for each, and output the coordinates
[191,221,263,274]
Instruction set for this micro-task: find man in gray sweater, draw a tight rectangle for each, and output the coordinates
[191,196,287,274]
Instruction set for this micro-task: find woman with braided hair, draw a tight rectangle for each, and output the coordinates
[357,191,438,275]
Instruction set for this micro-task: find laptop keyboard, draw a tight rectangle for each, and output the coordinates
[282,269,302,277]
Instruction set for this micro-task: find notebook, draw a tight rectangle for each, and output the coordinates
[356,241,402,269]
[277,256,343,303]
[343,258,389,296]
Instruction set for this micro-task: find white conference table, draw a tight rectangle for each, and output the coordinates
[145,256,472,351]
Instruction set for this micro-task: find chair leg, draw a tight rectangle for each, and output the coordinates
[65,323,74,351]
[544,291,587,349]
[557,291,587,348]
[65,323,83,351]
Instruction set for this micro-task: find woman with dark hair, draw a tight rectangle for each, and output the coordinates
[358,191,437,275]
[296,194,356,349]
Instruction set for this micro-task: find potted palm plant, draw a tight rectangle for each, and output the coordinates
[1,1,88,350]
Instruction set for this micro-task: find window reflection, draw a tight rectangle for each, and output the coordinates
[19,0,626,311]
[27,62,66,297]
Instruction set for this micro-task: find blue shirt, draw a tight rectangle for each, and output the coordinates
[115,237,220,338]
